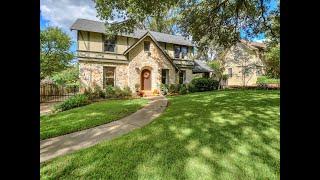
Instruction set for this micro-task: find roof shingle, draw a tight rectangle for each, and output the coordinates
[70,18,194,46]
[192,60,213,73]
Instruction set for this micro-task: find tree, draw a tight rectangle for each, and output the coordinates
[40,27,74,80]
[95,0,279,49]
[51,64,79,88]
[208,60,226,89]
[263,43,279,78]
[227,43,260,87]
[145,9,178,34]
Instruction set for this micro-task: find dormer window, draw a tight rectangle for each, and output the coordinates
[181,46,188,59]
[174,45,180,58]
[104,36,116,52]
[144,41,150,52]
[174,45,189,59]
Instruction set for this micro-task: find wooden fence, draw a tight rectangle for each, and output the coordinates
[40,84,79,103]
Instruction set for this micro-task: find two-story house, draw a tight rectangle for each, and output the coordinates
[70,19,211,93]
[222,40,266,86]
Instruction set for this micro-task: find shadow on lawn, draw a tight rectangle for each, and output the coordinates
[41,90,280,179]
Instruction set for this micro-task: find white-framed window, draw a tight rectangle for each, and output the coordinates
[103,67,115,88]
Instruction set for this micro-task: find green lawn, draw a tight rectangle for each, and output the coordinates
[41,90,280,179]
[40,98,148,140]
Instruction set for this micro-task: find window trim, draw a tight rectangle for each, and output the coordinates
[103,35,117,53]
[174,45,189,59]
[181,46,188,59]
[161,69,169,84]
[228,68,233,77]
[174,45,181,59]
[144,41,150,52]
[103,66,116,88]
[179,70,186,84]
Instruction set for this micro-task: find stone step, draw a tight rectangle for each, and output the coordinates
[142,90,158,97]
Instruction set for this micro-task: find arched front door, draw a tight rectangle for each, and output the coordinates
[141,69,151,90]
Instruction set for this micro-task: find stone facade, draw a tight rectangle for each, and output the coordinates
[78,33,194,93]
[127,36,178,91]
[79,61,129,92]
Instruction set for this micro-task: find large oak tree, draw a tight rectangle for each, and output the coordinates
[95,0,279,49]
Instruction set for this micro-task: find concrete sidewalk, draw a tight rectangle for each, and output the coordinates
[40,96,168,163]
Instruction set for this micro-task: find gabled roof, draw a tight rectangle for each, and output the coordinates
[240,39,266,50]
[70,18,194,46]
[124,31,180,71]
[192,60,213,73]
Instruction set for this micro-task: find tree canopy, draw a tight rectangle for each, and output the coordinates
[40,27,74,80]
[95,0,279,49]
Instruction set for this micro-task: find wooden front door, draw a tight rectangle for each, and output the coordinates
[141,69,151,90]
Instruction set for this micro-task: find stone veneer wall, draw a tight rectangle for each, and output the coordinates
[128,36,177,92]
[78,36,196,93]
[79,60,128,92]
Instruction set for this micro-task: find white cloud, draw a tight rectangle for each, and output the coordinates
[40,0,99,29]
[40,0,101,45]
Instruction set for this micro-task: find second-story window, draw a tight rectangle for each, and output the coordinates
[104,36,116,52]
[144,41,150,52]
[181,46,188,59]
[174,45,181,58]
[228,68,233,77]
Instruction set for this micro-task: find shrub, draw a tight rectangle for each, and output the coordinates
[190,78,219,92]
[112,86,132,98]
[122,86,132,98]
[257,76,280,85]
[105,85,116,98]
[160,84,169,95]
[191,78,209,91]
[175,84,181,93]
[83,87,94,100]
[179,85,187,95]
[208,78,219,90]
[187,83,197,93]
[92,85,106,99]
[114,86,124,98]
[55,94,90,112]
[134,83,140,92]
[168,84,176,94]
[257,76,280,90]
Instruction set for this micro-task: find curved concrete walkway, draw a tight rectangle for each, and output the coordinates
[40,96,168,163]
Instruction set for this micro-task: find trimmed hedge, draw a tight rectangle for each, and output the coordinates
[257,76,280,84]
[190,78,219,92]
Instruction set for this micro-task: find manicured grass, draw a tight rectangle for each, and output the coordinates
[40,99,148,140]
[41,90,280,179]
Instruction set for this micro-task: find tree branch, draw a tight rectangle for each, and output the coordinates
[259,0,276,38]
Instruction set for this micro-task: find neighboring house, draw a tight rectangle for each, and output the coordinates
[221,40,266,86]
[70,19,211,93]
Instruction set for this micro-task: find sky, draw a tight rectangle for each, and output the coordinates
[40,0,278,53]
